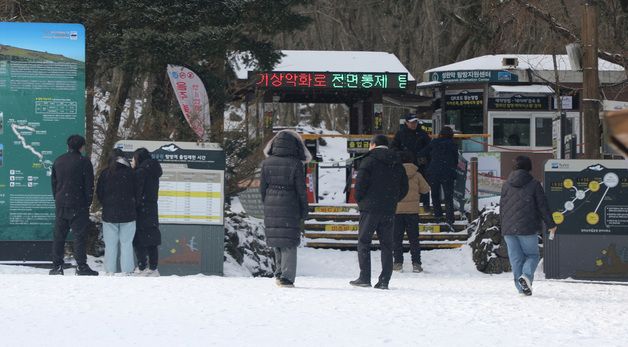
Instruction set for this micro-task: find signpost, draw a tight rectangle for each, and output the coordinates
[115,140,226,276]
[0,22,85,261]
[544,159,628,281]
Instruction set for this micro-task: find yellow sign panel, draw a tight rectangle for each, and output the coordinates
[324,224,358,232]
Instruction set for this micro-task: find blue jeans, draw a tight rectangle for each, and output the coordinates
[103,221,136,273]
[504,235,540,293]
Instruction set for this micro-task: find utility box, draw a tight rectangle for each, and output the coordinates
[544,159,628,281]
[116,140,225,276]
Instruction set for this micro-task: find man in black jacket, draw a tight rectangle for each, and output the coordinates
[49,135,97,276]
[350,134,408,290]
[391,114,432,209]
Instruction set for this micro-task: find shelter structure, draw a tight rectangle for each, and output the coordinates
[418,54,627,154]
[231,50,430,135]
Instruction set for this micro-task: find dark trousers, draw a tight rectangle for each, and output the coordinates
[135,245,159,270]
[52,207,89,266]
[420,192,430,209]
[393,214,421,265]
[429,177,455,224]
[357,212,394,284]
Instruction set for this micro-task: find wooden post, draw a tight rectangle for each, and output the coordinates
[581,0,601,159]
[470,157,479,220]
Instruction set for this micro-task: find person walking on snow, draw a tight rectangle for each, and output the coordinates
[132,148,163,277]
[393,151,430,273]
[500,156,557,296]
[350,134,408,290]
[96,148,137,275]
[260,130,311,288]
[49,135,98,276]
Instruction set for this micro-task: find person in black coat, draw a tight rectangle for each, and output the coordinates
[418,126,458,225]
[132,147,163,276]
[500,156,557,296]
[49,134,98,276]
[260,130,311,288]
[96,148,137,275]
[391,114,432,210]
[350,134,408,290]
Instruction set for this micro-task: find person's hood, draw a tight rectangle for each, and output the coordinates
[139,158,163,178]
[263,130,312,163]
[403,163,419,178]
[368,147,399,167]
[431,137,455,147]
[507,169,534,187]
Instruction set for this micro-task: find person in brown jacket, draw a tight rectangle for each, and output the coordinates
[393,151,431,273]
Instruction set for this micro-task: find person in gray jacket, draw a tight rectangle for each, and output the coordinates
[500,156,557,296]
[260,130,311,288]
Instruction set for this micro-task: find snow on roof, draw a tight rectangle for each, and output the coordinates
[491,84,555,94]
[230,50,415,81]
[416,81,442,88]
[425,54,625,73]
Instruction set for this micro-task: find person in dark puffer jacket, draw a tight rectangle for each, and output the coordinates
[418,126,458,225]
[260,130,311,288]
[132,148,163,277]
[97,148,137,275]
[500,156,557,296]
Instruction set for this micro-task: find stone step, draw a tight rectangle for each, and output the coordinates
[304,222,468,233]
[304,239,465,250]
[303,232,469,242]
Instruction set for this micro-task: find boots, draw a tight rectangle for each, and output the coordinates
[75,264,99,276]
[413,263,423,273]
[49,264,64,275]
[392,263,403,272]
[349,278,371,287]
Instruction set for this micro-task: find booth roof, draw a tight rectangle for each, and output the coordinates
[425,54,625,73]
[230,50,415,81]
[490,84,555,94]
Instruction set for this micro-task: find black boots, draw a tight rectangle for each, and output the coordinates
[374,281,389,290]
[75,264,99,276]
[349,278,372,287]
[49,265,64,275]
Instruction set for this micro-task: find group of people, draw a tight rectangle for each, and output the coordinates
[49,135,163,276]
[261,115,556,296]
[260,116,459,289]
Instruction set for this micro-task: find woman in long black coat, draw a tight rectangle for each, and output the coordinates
[260,130,311,287]
[131,147,163,277]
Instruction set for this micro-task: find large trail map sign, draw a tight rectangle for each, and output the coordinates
[544,160,628,281]
[0,23,85,241]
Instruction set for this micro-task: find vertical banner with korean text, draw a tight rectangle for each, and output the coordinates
[167,65,210,140]
[0,22,85,241]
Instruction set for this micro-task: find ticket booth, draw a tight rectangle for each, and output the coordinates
[116,140,225,276]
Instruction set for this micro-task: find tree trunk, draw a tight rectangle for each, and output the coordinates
[85,65,95,158]
[96,67,133,174]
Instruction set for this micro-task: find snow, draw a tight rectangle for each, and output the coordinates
[491,84,555,94]
[231,50,416,81]
[1,247,628,346]
[425,54,625,73]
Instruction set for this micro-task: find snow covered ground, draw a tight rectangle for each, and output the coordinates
[1,247,627,346]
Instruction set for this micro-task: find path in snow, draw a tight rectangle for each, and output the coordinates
[1,247,627,346]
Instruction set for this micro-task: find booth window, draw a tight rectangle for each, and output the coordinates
[535,117,574,147]
[493,118,530,146]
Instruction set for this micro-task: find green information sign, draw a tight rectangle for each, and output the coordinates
[429,70,518,83]
[0,22,86,241]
